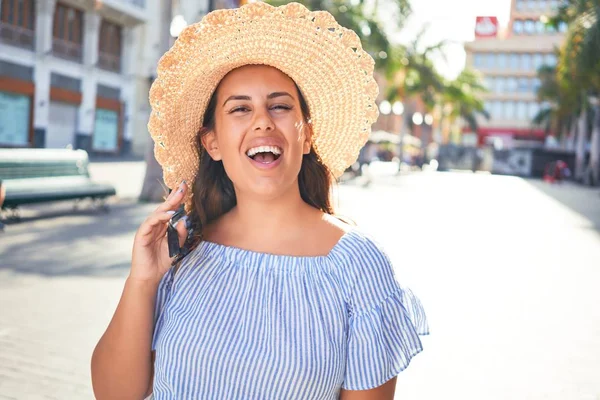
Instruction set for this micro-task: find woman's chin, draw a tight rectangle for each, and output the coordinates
[244,173,299,199]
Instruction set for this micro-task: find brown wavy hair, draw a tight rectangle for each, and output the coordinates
[183,82,334,252]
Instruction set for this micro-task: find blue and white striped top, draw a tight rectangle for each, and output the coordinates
[151,229,428,399]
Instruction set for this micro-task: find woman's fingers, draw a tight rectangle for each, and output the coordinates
[137,210,178,237]
[156,181,187,213]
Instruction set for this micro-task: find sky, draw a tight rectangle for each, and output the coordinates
[388,0,513,79]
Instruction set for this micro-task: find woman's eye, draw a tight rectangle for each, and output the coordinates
[230,106,250,113]
[271,104,292,111]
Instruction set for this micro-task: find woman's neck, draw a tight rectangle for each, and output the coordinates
[207,183,322,246]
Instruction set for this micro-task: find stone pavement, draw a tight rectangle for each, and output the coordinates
[1,162,600,399]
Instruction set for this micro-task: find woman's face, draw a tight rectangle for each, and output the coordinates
[202,65,311,199]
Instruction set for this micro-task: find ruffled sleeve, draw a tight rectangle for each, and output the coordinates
[341,233,428,390]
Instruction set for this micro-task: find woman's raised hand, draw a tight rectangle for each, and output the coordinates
[130,181,189,285]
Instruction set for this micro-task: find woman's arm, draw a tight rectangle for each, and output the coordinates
[339,377,397,400]
[91,278,157,400]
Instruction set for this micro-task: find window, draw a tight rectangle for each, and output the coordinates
[507,77,518,93]
[558,21,568,33]
[517,101,528,120]
[98,20,122,71]
[545,53,557,66]
[513,20,524,35]
[492,101,504,119]
[484,77,494,91]
[0,0,35,30]
[505,101,516,119]
[529,102,541,119]
[484,102,493,115]
[518,77,530,93]
[510,53,520,70]
[534,53,545,70]
[521,53,532,70]
[527,0,537,10]
[53,3,83,44]
[495,77,506,93]
[497,53,507,69]
[536,20,546,34]
[474,53,484,68]
[517,0,526,10]
[524,19,535,34]
[484,53,495,69]
[532,78,541,92]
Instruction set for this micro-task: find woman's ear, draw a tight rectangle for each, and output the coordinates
[201,131,222,161]
[303,121,313,155]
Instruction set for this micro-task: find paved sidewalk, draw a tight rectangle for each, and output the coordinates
[1,169,599,399]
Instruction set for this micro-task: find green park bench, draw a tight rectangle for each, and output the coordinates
[0,149,116,220]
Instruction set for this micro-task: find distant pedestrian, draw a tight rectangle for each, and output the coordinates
[91,3,428,400]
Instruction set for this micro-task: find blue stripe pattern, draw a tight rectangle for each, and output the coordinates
[151,229,428,399]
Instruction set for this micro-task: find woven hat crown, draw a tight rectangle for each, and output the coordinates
[148,2,379,210]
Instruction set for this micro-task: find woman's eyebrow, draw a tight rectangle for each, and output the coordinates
[222,95,251,106]
[267,91,294,100]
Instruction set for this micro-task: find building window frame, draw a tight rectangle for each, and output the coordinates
[52,2,84,62]
[98,19,123,72]
[524,19,535,35]
[513,20,524,35]
[0,0,36,49]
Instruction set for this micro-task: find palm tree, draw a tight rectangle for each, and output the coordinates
[441,68,490,142]
[383,28,447,169]
[549,0,600,183]
[532,64,579,145]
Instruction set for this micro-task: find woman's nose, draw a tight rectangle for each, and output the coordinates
[252,108,275,132]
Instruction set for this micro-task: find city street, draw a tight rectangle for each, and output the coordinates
[1,161,599,399]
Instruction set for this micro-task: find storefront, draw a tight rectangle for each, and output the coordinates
[47,85,82,149]
[0,77,34,147]
[463,127,547,148]
[93,97,122,154]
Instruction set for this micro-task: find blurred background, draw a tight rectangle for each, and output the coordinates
[0,0,599,399]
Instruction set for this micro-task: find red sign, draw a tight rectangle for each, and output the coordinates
[475,17,499,38]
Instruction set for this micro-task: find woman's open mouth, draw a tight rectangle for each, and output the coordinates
[246,145,283,169]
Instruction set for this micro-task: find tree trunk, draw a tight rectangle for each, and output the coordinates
[575,106,588,181]
[139,145,168,202]
[138,0,172,204]
[589,106,600,186]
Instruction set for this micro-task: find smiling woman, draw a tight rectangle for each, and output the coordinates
[91,3,428,400]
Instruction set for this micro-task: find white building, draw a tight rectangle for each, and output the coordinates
[0,0,240,157]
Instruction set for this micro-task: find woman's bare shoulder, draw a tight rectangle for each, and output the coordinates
[318,213,355,247]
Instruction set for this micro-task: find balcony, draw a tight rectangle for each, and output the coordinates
[0,22,34,50]
[98,52,121,73]
[52,38,83,63]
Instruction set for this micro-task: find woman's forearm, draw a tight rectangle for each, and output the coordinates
[91,277,158,400]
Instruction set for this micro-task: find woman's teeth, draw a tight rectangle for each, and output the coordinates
[246,146,282,158]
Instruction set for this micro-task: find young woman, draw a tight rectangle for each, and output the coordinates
[91,3,428,399]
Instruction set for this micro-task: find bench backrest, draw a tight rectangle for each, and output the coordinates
[0,149,90,180]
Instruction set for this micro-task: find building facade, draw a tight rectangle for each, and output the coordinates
[464,0,568,148]
[0,0,161,155]
[0,0,244,157]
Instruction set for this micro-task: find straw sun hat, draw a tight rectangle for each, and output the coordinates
[148,1,380,210]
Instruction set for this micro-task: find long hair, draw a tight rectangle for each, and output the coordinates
[184,82,334,251]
